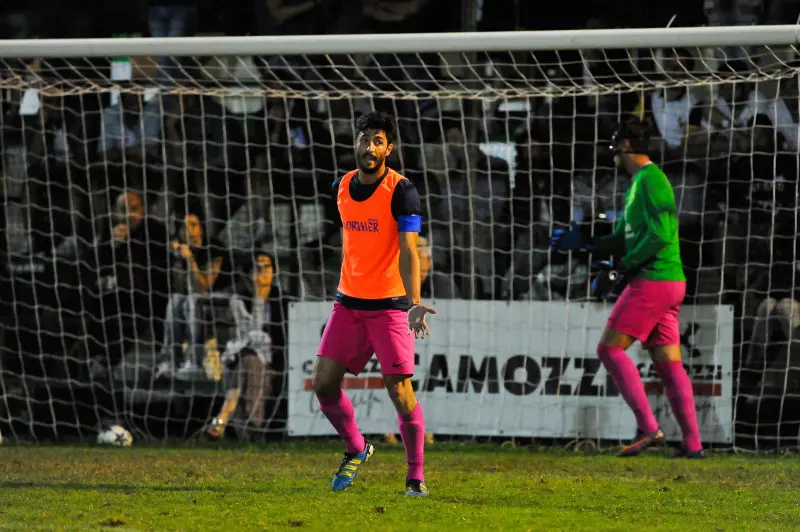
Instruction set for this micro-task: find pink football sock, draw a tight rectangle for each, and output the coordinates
[656,361,703,452]
[318,390,366,454]
[398,402,425,482]
[597,344,660,434]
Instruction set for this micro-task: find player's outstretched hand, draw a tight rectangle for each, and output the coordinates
[551,220,587,252]
[408,304,436,339]
[591,260,623,301]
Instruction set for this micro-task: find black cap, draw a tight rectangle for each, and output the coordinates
[611,117,650,155]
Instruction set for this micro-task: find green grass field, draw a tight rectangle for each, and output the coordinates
[1,443,798,531]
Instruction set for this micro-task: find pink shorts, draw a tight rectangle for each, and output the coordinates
[606,278,686,347]
[318,302,415,375]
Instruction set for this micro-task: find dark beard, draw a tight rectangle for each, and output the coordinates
[357,156,383,174]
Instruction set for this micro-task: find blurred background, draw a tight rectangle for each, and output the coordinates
[0,0,798,448]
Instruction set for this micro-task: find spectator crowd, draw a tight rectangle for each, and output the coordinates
[0,0,799,441]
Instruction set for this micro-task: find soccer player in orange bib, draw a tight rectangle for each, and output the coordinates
[312,112,435,496]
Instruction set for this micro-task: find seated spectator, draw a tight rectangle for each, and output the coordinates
[363,0,436,32]
[745,296,800,394]
[83,191,171,377]
[300,230,342,301]
[156,214,251,381]
[207,252,284,439]
[441,120,510,299]
[734,76,799,152]
[173,92,251,235]
[359,0,442,139]
[729,117,795,214]
[22,101,85,254]
[506,126,570,300]
[254,0,328,36]
[252,0,339,89]
[579,19,640,139]
[650,84,710,160]
[98,91,162,162]
[149,0,196,38]
[25,94,102,169]
[743,230,800,394]
[712,128,797,308]
[713,116,794,239]
[704,0,763,62]
[418,235,460,299]
[420,110,462,274]
[148,0,197,84]
[648,48,726,160]
[0,4,39,40]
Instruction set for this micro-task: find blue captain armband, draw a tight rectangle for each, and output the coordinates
[397,214,422,233]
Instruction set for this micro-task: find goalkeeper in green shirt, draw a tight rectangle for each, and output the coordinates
[551,118,703,459]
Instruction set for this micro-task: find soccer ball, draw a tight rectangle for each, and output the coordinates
[97,425,133,447]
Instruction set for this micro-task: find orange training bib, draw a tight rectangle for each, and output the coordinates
[337,169,407,300]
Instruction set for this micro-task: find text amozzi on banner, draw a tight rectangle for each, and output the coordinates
[287,301,733,443]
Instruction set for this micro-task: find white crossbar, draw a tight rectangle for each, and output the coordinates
[0,25,796,58]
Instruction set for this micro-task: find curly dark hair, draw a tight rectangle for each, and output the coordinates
[612,117,651,154]
[354,112,397,145]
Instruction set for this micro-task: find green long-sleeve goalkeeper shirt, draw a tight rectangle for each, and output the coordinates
[594,163,686,282]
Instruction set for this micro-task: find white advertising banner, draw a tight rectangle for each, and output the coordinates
[287,301,734,443]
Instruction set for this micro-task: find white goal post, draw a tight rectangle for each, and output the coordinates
[0,25,798,450]
[0,25,799,57]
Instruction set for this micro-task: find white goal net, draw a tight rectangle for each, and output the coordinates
[0,27,798,449]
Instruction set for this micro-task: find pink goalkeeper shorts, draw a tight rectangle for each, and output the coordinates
[606,278,686,347]
[318,302,415,375]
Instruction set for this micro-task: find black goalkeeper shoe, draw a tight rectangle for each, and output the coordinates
[670,447,706,459]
